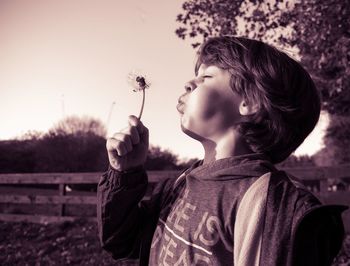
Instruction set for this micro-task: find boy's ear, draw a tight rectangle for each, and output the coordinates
[239,100,259,116]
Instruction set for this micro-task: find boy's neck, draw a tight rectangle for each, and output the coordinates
[201,128,253,164]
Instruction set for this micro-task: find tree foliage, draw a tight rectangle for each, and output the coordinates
[175,0,350,116]
[35,116,108,172]
[145,146,181,170]
[176,0,350,164]
[0,116,197,173]
[0,116,109,173]
[277,154,315,168]
[34,133,108,173]
[49,115,107,138]
[0,139,38,173]
[313,115,350,166]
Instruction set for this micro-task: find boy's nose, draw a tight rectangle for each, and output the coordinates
[184,81,196,92]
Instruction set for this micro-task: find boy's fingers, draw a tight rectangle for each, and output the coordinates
[128,115,149,145]
[141,126,149,146]
[106,138,128,156]
[122,126,140,145]
[115,141,127,156]
[128,115,145,134]
[112,133,132,152]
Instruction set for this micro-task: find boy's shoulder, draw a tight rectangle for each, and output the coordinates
[266,170,324,229]
[269,170,320,205]
[260,170,347,265]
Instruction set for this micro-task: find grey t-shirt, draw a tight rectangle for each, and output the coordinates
[148,155,273,265]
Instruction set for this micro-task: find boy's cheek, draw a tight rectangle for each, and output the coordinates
[191,91,222,120]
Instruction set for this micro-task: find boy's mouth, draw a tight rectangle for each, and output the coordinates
[176,103,184,114]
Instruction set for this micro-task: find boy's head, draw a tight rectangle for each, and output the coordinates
[192,36,321,163]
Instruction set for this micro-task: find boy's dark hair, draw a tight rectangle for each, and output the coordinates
[195,36,321,163]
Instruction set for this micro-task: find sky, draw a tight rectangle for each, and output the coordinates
[0,0,328,160]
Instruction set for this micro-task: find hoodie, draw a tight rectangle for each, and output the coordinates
[97,153,346,266]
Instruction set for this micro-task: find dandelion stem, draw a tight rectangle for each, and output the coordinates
[138,88,146,120]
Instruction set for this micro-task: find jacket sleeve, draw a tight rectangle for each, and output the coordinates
[96,165,149,260]
[292,205,348,266]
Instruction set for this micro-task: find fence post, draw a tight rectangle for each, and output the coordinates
[58,183,66,216]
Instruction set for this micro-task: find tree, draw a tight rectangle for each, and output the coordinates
[277,154,315,168]
[176,0,350,115]
[16,130,44,141]
[175,0,350,164]
[0,140,38,173]
[35,133,108,172]
[35,116,108,172]
[313,115,350,166]
[49,115,107,138]
[145,146,180,170]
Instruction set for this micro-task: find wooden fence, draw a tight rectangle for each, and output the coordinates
[0,171,179,224]
[0,166,349,228]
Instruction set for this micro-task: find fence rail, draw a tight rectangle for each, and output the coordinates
[0,166,349,225]
[0,171,180,224]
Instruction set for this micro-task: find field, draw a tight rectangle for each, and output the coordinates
[0,219,138,266]
[1,219,349,266]
[1,169,350,265]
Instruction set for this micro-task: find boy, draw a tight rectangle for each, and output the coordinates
[97,36,346,265]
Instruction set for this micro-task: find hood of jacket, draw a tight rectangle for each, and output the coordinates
[187,153,276,181]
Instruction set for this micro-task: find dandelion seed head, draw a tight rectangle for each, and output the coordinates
[127,70,150,92]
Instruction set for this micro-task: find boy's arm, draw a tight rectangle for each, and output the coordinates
[292,205,347,266]
[97,165,148,260]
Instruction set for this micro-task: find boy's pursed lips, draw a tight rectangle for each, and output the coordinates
[176,100,185,114]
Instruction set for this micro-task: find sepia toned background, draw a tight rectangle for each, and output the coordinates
[0,0,349,265]
[0,0,334,160]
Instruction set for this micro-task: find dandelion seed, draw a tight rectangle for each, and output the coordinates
[127,70,150,120]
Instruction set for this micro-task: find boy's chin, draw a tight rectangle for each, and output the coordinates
[181,125,205,141]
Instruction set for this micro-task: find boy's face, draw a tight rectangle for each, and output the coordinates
[177,64,243,141]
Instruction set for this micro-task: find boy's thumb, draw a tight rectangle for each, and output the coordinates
[128,115,149,145]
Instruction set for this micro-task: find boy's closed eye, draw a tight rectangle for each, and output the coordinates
[196,75,213,84]
[197,74,212,79]
[185,75,213,93]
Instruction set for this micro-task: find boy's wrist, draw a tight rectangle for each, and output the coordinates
[108,164,147,188]
[109,164,145,175]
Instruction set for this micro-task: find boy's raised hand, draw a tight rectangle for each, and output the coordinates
[106,115,149,171]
